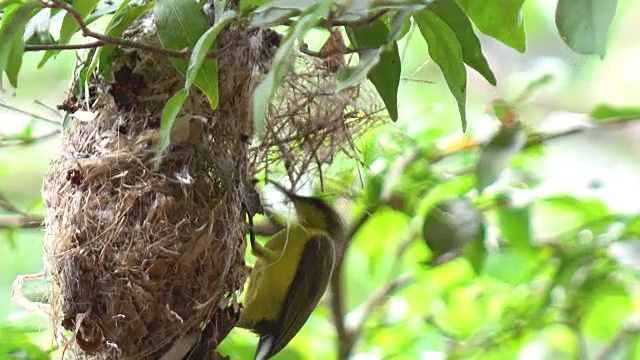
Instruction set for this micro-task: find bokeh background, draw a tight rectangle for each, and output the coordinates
[1,0,639,358]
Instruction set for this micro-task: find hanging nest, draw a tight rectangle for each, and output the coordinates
[252,32,386,186]
[33,10,384,360]
[41,17,266,359]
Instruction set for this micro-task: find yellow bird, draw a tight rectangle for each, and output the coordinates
[238,181,344,360]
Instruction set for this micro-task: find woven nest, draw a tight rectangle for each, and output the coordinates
[39,12,384,360]
[253,47,385,186]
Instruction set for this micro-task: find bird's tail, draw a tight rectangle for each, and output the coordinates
[255,334,275,360]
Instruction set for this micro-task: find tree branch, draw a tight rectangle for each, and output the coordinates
[330,206,377,359]
[0,214,44,229]
[425,115,640,167]
[595,321,640,360]
[25,40,106,52]
[0,101,61,125]
[0,130,60,148]
[39,0,231,59]
[29,1,389,67]
[0,193,44,229]
[351,273,414,336]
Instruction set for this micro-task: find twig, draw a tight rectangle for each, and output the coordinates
[575,326,589,360]
[298,43,377,59]
[330,206,379,359]
[332,218,417,357]
[34,1,386,60]
[25,40,106,52]
[425,315,459,340]
[39,0,230,60]
[595,323,639,360]
[0,193,44,228]
[0,102,61,125]
[401,77,436,84]
[350,273,414,336]
[422,115,640,168]
[0,215,44,229]
[386,219,421,282]
[0,193,27,214]
[0,130,60,147]
[34,100,62,119]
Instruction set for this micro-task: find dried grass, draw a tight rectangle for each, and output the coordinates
[252,52,386,188]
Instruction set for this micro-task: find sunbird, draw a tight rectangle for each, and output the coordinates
[237,181,344,360]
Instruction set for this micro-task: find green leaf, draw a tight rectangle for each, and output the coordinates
[24,8,53,46]
[496,202,534,254]
[335,48,384,92]
[346,19,401,121]
[154,0,219,108]
[186,10,236,90]
[251,8,298,27]
[462,225,487,274]
[590,103,640,121]
[0,0,25,11]
[159,89,189,154]
[363,172,385,209]
[482,249,537,284]
[511,73,554,104]
[251,0,318,26]
[416,174,476,216]
[624,216,640,238]
[37,0,99,67]
[104,0,135,34]
[21,117,35,139]
[1,118,36,142]
[253,0,318,13]
[414,9,467,130]
[428,0,496,86]
[455,0,526,52]
[422,197,484,267]
[540,195,610,228]
[387,9,413,41]
[555,0,618,57]
[240,0,270,12]
[0,326,48,360]
[342,0,428,14]
[253,0,333,137]
[475,124,526,192]
[59,0,99,44]
[84,1,121,25]
[5,32,25,87]
[0,1,39,88]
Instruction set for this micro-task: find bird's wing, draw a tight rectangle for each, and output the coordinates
[261,233,336,359]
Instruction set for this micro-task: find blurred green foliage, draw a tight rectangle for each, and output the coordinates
[2,0,640,359]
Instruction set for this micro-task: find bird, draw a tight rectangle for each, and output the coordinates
[237,181,345,360]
